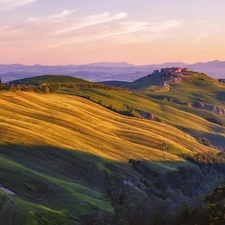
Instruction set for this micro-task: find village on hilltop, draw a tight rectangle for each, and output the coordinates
[152,67,191,76]
[149,67,192,84]
[146,67,193,91]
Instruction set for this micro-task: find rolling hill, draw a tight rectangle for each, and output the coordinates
[9,75,91,86]
[58,70,225,149]
[0,69,225,224]
[0,91,201,224]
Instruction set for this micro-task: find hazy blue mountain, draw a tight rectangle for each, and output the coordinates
[84,61,135,67]
[189,60,225,78]
[151,62,188,68]
[0,60,224,83]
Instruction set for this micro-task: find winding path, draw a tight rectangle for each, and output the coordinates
[164,81,170,88]
[0,186,15,195]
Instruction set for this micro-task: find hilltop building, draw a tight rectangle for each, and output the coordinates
[150,67,191,76]
[148,67,192,86]
[160,67,182,75]
[183,68,191,72]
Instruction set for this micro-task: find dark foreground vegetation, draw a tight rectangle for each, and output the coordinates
[108,153,225,225]
[1,145,225,224]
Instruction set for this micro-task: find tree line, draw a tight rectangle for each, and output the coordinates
[0,81,130,93]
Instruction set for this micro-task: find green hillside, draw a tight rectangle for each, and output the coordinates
[125,72,166,90]
[0,71,225,224]
[10,75,91,86]
[98,80,131,87]
[57,71,225,149]
[125,69,223,91]
[148,72,225,104]
[0,91,203,224]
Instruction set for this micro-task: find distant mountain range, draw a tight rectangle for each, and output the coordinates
[0,60,224,83]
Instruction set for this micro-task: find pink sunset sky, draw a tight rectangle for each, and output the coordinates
[0,0,225,65]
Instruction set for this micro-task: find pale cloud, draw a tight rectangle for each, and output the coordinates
[101,20,183,44]
[196,20,208,25]
[151,20,183,31]
[47,10,75,20]
[47,21,151,48]
[0,0,36,10]
[98,20,183,41]
[28,17,40,22]
[28,9,74,23]
[0,11,128,46]
[115,21,150,33]
[55,12,127,34]
[190,33,208,45]
[0,25,28,39]
[48,19,183,48]
[0,9,183,51]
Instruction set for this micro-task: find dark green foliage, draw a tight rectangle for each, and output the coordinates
[6,75,130,94]
[198,137,214,147]
[182,185,225,225]
[205,185,225,203]
[206,118,224,126]
[166,167,203,196]
[0,145,114,225]
[1,145,225,224]
[105,154,225,225]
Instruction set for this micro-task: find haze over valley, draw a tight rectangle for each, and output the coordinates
[1,60,225,83]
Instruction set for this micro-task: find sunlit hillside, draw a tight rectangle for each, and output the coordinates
[0,91,212,169]
[57,72,225,149]
[0,71,225,224]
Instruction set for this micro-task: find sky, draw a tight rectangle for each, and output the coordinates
[0,0,225,65]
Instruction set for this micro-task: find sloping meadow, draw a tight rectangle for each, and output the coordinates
[0,85,224,224]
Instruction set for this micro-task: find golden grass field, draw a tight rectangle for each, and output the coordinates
[0,91,219,172]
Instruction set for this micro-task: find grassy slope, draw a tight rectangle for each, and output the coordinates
[148,73,225,105]
[0,91,218,224]
[1,72,225,224]
[145,73,225,144]
[98,81,131,87]
[0,91,207,165]
[10,75,91,85]
[57,82,225,149]
[125,72,165,90]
